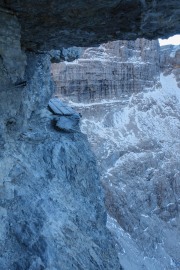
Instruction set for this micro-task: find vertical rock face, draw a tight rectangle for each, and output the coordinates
[0,8,26,82]
[0,2,180,270]
[52,40,180,270]
[160,45,180,87]
[0,53,121,269]
[52,39,160,103]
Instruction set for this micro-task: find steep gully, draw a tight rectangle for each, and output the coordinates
[0,1,180,269]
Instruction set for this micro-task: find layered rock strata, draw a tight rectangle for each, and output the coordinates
[52,41,180,270]
[52,39,160,102]
[0,1,180,269]
[160,45,180,87]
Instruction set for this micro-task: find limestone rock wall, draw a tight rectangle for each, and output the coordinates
[0,54,121,270]
[0,1,180,270]
[52,39,160,103]
[77,74,180,269]
[0,8,26,82]
[52,41,180,270]
[160,45,180,87]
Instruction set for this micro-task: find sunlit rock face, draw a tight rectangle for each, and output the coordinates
[52,39,160,102]
[52,40,180,270]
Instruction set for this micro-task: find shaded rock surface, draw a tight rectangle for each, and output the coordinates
[52,39,160,103]
[48,98,81,132]
[1,1,180,51]
[0,1,180,270]
[0,54,121,269]
[52,40,180,269]
[0,9,26,82]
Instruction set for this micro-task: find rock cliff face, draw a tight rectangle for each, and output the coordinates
[52,41,180,269]
[160,45,180,87]
[0,1,180,269]
[52,39,160,102]
[0,9,26,82]
[0,54,121,269]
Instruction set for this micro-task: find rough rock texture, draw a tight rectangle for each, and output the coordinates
[0,1,180,269]
[0,8,26,82]
[1,1,180,50]
[160,45,180,87]
[0,54,122,270]
[52,41,180,269]
[52,39,160,102]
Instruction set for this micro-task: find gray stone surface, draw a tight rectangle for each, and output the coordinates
[53,40,180,270]
[0,1,180,269]
[0,8,26,82]
[48,98,81,132]
[55,115,80,132]
[48,98,79,116]
[0,54,122,269]
[52,39,160,102]
[160,45,180,87]
[1,1,180,50]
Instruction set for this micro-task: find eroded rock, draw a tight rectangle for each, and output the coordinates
[0,8,26,82]
[160,44,180,87]
[52,39,180,270]
[0,54,122,269]
[52,39,160,103]
[1,1,180,50]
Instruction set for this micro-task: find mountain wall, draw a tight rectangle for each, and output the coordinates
[160,45,180,87]
[0,53,122,269]
[52,41,180,270]
[52,39,160,102]
[0,1,180,269]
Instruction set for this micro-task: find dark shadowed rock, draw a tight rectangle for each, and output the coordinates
[1,1,180,50]
[0,54,122,270]
[55,115,80,132]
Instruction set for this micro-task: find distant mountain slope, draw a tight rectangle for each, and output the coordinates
[52,39,160,102]
[77,73,180,270]
[52,40,180,270]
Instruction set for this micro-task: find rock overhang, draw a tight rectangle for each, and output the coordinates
[1,0,180,51]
